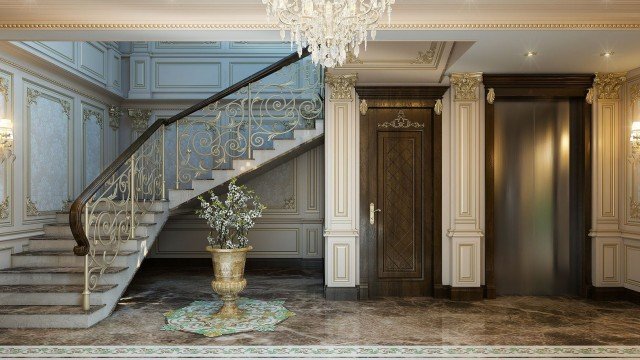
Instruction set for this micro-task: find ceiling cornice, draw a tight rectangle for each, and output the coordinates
[1,23,640,30]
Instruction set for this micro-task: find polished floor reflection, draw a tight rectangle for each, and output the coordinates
[0,260,638,346]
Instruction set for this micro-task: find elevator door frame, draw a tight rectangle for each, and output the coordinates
[484,74,594,299]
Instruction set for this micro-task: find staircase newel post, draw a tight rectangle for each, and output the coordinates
[130,154,136,239]
[82,204,90,311]
[161,125,166,201]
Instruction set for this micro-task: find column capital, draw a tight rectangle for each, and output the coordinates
[108,106,123,130]
[450,72,483,101]
[128,108,152,132]
[594,72,627,100]
[325,73,358,101]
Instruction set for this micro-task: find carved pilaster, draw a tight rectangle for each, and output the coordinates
[108,106,122,130]
[450,72,483,101]
[448,72,484,291]
[594,72,627,100]
[128,109,152,132]
[325,74,358,101]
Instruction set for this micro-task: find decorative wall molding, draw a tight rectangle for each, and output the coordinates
[434,99,443,115]
[108,105,122,130]
[410,43,440,65]
[586,87,595,104]
[631,84,640,107]
[359,99,368,116]
[0,197,9,219]
[486,88,495,105]
[82,107,104,128]
[24,197,39,216]
[128,108,152,132]
[378,110,424,129]
[0,77,7,102]
[450,72,483,101]
[325,74,358,101]
[594,72,627,100]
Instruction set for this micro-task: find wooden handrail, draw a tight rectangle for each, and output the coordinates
[70,48,311,256]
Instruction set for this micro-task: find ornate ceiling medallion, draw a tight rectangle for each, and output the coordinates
[262,0,395,68]
[378,110,423,129]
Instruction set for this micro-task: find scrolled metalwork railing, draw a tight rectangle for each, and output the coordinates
[69,48,319,310]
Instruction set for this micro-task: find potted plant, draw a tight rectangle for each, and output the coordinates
[196,178,266,316]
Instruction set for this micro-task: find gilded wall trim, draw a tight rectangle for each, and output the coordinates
[1,23,640,30]
[108,105,122,130]
[82,107,104,129]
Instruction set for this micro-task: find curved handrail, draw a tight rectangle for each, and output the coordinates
[70,48,311,256]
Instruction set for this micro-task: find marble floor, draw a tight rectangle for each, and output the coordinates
[0,260,639,346]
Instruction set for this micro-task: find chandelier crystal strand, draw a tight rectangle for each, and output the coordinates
[263,0,395,68]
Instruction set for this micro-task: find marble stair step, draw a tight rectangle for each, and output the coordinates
[0,304,107,328]
[0,284,117,306]
[55,210,164,224]
[0,266,128,285]
[44,222,157,238]
[12,250,138,267]
[28,235,146,251]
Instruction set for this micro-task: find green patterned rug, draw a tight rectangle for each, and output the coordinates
[163,298,295,338]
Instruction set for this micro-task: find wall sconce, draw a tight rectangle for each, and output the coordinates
[0,118,13,159]
[631,121,640,157]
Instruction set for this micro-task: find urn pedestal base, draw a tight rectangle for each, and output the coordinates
[207,245,252,317]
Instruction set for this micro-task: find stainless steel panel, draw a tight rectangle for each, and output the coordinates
[494,101,576,296]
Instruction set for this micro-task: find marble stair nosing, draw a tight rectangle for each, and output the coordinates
[0,284,118,306]
[11,250,138,268]
[0,305,108,329]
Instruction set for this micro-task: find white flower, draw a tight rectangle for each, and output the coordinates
[195,178,265,249]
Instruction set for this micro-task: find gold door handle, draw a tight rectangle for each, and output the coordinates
[370,203,382,224]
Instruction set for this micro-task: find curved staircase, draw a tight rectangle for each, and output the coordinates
[0,49,323,328]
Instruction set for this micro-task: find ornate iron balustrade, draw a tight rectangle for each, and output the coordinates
[174,60,323,187]
[69,49,318,310]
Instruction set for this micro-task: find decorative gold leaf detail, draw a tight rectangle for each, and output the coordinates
[378,110,424,129]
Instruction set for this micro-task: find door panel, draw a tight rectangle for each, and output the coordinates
[365,107,433,297]
[378,131,423,279]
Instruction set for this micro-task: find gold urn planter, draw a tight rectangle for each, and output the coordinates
[207,245,252,317]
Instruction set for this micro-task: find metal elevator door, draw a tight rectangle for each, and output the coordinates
[494,101,578,296]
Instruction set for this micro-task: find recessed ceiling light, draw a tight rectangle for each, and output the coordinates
[601,51,614,57]
[525,51,538,57]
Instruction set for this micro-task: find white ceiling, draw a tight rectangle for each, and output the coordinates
[0,1,639,77]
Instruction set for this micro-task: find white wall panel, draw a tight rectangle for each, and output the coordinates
[79,42,107,82]
[25,83,72,217]
[154,60,221,90]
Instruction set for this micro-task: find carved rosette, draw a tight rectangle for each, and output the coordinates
[325,74,358,101]
[83,108,104,129]
[594,72,627,100]
[450,72,483,101]
[128,109,152,132]
[108,106,122,130]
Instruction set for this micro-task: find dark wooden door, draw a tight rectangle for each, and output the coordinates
[365,107,434,297]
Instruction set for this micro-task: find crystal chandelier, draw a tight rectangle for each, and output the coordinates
[262,0,395,68]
